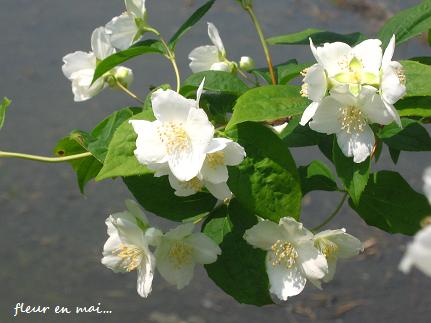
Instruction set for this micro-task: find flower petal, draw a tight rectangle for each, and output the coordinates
[210,62,232,72]
[189,45,220,73]
[382,61,406,105]
[359,86,394,125]
[62,51,96,80]
[130,120,167,165]
[316,42,352,76]
[323,257,337,283]
[352,39,383,74]
[266,256,307,300]
[296,242,328,280]
[300,101,320,126]
[168,173,200,197]
[125,0,146,18]
[309,97,343,134]
[185,233,221,264]
[279,217,314,242]
[316,229,363,259]
[205,181,232,200]
[151,89,195,123]
[336,125,375,163]
[304,64,327,102]
[244,220,284,251]
[222,141,246,166]
[136,252,154,298]
[207,22,226,55]
[105,13,138,50]
[423,166,431,204]
[165,223,195,240]
[91,26,115,60]
[382,35,396,69]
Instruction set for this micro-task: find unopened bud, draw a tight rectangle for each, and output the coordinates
[113,67,134,88]
[239,56,255,71]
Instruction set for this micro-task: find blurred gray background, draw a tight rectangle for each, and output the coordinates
[1,0,431,322]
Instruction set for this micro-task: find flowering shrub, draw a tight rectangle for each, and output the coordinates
[1,0,431,306]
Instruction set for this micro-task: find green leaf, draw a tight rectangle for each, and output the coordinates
[226,85,309,130]
[124,175,216,222]
[378,118,431,151]
[72,107,143,163]
[378,0,431,47]
[252,60,311,85]
[396,96,431,117]
[96,110,155,181]
[181,71,249,97]
[92,39,165,83]
[228,122,302,221]
[0,97,11,130]
[299,161,339,195]
[168,0,216,50]
[401,60,431,97]
[410,56,431,65]
[203,199,273,306]
[350,171,431,235]
[332,139,370,205]
[279,116,323,147]
[389,148,401,164]
[54,137,102,193]
[267,28,365,46]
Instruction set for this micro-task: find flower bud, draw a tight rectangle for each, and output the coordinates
[239,56,255,71]
[112,67,134,88]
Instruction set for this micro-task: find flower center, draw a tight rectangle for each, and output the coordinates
[169,241,193,268]
[114,244,144,272]
[158,122,191,155]
[206,151,225,168]
[315,238,339,258]
[270,240,298,268]
[182,177,204,192]
[339,105,367,134]
[396,67,406,85]
[300,83,308,98]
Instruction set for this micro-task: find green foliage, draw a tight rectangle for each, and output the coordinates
[396,96,431,118]
[0,97,11,130]
[267,28,365,46]
[252,60,311,84]
[228,122,302,222]
[181,71,249,97]
[96,110,155,181]
[203,200,273,306]
[124,175,217,222]
[226,85,309,130]
[279,116,323,147]
[168,0,216,50]
[350,171,431,235]
[332,140,370,206]
[402,60,431,97]
[92,40,165,83]
[378,0,431,47]
[299,160,339,195]
[378,118,431,152]
[54,137,102,193]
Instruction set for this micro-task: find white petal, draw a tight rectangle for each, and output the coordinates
[399,226,431,277]
[189,45,220,73]
[316,229,363,259]
[304,64,327,102]
[206,138,229,154]
[205,181,232,200]
[244,220,285,251]
[62,51,96,80]
[382,35,396,69]
[168,173,200,197]
[185,233,221,264]
[105,13,138,50]
[352,39,383,74]
[210,62,232,72]
[316,42,352,76]
[222,141,246,166]
[423,167,431,204]
[323,257,337,283]
[382,100,402,127]
[71,74,105,102]
[125,0,146,18]
[91,26,115,60]
[151,89,194,123]
[309,97,343,134]
[125,199,149,225]
[359,87,394,125]
[297,242,328,280]
[196,77,205,108]
[207,22,226,55]
[300,101,320,126]
[382,61,406,105]
[266,256,307,300]
[329,87,358,106]
[165,223,195,240]
[130,120,167,165]
[168,147,204,182]
[201,163,228,184]
[279,217,314,242]
[136,252,154,298]
[144,227,163,247]
[336,125,375,163]
[309,38,321,64]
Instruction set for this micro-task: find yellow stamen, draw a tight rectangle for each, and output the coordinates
[206,151,225,168]
[315,238,339,258]
[158,122,191,155]
[300,83,309,97]
[339,105,367,134]
[270,240,298,268]
[169,241,193,268]
[114,244,144,272]
[182,177,204,192]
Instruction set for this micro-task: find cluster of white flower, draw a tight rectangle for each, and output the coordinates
[130,80,246,201]
[300,36,406,163]
[399,167,431,278]
[189,23,254,73]
[62,0,151,102]
[102,200,221,297]
[244,217,362,301]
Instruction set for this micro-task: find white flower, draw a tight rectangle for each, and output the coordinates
[314,229,363,283]
[155,223,221,289]
[424,167,431,204]
[101,200,162,298]
[244,217,328,301]
[150,138,246,201]
[105,0,148,50]
[239,56,255,71]
[399,225,431,277]
[380,35,406,127]
[189,23,234,73]
[130,80,214,181]
[309,86,394,163]
[62,27,133,102]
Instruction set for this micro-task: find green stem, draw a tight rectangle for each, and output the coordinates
[158,36,181,93]
[312,193,348,232]
[245,6,277,85]
[114,79,145,104]
[0,151,92,163]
